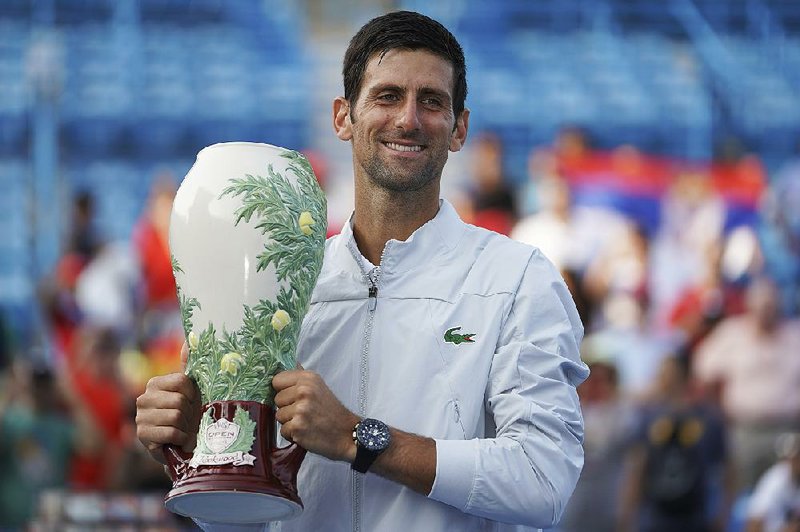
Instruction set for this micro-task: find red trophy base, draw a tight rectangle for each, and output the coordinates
[163,401,305,524]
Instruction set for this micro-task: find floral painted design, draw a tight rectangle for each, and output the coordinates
[173,149,327,405]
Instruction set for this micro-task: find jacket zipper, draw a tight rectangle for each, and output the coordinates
[350,242,388,532]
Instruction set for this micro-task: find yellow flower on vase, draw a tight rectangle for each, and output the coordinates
[271,309,291,331]
[188,331,199,350]
[220,352,245,376]
[298,211,315,235]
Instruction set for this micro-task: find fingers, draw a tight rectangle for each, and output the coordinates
[271,369,302,392]
[137,425,195,464]
[279,420,295,443]
[274,386,297,409]
[137,423,194,449]
[274,372,315,441]
[272,372,359,462]
[275,403,296,428]
[273,370,321,407]
[275,404,308,444]
[136,372,202,463]
[145,373,199,404]
[136,390,196,427]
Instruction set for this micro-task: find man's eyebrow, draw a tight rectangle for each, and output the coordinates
[366,84,404,96]
[367,84,452,102]
[418,87,452,102]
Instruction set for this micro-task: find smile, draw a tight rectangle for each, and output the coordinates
[384,142,424,152]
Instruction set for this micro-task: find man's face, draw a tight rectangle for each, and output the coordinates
[334,49,468,192]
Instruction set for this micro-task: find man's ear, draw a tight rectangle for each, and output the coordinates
[449,108,470,152]
[333,97,353,141]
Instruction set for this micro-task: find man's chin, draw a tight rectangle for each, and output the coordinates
[370,174,436,193]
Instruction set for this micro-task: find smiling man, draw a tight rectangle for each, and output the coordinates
[136,11,588,532]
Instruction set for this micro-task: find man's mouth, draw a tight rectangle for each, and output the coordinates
[384,142,424,153]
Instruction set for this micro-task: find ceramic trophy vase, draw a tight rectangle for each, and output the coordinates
[164,142,327,524]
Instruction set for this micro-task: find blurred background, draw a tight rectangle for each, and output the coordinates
[1,0,799,530]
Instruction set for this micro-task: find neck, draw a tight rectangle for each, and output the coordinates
[352,180,441,265]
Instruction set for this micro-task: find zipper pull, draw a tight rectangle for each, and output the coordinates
[368,284,377,311]
[367,267,379,311]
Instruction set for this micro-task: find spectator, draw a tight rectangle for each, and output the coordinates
[650,169,726,327]
[132,175,178,314]
[67,327,130,490]
[74,240,140,340]
[694,276,800,490]
[619,352,732,532]
[38,190,105,363]
[746,433,800,532]
[553,125,594,177]
[132,175,184,367]
[667,239,747,350]
[66,190,102,263]
[511,174,633,275]
[464,131,517,235]
[583,223,651,324]
[580,294,676,402]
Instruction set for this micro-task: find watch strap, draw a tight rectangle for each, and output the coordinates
[352,444,381,473]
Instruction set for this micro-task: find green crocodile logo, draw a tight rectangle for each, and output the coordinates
[444,326,476,345]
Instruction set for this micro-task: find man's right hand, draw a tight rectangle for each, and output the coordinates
[135,343,201,464]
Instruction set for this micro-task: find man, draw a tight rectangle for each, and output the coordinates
[136,11,588,531]
[694,276,800,491]
[618,353,732,532]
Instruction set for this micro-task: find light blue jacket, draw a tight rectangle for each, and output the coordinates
[199,199,589,532]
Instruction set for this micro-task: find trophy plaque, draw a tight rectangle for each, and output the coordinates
[164,142,327,524]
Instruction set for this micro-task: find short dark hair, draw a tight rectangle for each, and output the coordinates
[342,11,467,121]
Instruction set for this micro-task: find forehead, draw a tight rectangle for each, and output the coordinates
[360,48,454,97]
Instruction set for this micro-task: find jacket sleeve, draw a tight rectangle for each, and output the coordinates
[193,521,269,531]
[428,248,589,528]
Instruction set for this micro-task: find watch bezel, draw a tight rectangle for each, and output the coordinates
[355,418,391,452]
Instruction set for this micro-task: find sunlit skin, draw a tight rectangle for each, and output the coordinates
[333,48,468,264]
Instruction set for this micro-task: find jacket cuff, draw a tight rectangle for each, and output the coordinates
[428,438,477,510]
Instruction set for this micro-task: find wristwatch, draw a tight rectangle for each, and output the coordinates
[352,418,391,473]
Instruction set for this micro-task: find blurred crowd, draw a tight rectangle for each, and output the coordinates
[0,175,186,529]
[1,127,799,530]
[456,127,800,532]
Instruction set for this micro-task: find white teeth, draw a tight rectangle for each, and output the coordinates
[385,142,422,152]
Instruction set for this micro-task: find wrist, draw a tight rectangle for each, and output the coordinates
[342,414,360,463]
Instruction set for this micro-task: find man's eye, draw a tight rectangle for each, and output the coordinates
[378,93,399,101]
[422,98,443,107]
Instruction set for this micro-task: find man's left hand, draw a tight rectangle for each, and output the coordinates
[273,368,359,463]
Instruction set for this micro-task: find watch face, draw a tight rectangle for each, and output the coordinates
[356,418,391,452]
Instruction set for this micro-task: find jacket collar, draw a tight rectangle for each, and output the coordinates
[340,199,467,276]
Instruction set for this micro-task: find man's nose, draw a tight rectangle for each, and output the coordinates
[395,99,421,131]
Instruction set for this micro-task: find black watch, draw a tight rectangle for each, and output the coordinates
[351,418,391,473]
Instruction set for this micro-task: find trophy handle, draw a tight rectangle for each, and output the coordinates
[163,444,192,482]
[271,442,306,491]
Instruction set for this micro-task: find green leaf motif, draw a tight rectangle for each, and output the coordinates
[195,410,214,455]
[173,149,327,405]
[228,408,257,454]
[173,254,201,343]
